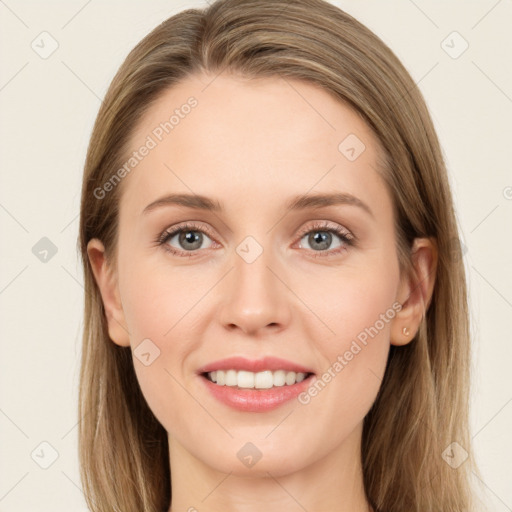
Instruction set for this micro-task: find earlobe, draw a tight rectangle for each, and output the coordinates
[87,238,131,347]
[390,237,438,346]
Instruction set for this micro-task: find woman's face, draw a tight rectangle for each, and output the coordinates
[91,72,410,477]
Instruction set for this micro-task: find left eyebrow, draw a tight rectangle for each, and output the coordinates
[285,192,374,218]
[142,191,374,218]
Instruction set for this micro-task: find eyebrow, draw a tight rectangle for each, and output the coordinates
[142,192,373,218]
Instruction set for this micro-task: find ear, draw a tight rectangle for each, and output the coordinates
[87,238,131,347]
[390,237,438,346]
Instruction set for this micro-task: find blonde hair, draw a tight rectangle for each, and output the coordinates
[78,1,482,510]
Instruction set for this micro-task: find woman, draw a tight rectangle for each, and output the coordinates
[78,0,482,510]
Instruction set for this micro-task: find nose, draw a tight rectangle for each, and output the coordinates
[217,245,291,336]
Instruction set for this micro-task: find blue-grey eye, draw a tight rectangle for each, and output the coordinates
[300,230,344,251]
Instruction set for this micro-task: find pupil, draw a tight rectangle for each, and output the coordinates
[310,231,331,250]
[177,230,333,251]
[180,231,201,250]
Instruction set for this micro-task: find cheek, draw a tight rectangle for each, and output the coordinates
[300,262,398,415]
[117,258,201,428]
[306,259,399,348]
[120,255,203,341]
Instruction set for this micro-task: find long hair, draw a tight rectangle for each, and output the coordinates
[78,1,481,510]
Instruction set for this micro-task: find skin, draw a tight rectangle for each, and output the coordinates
[88,72,437,512]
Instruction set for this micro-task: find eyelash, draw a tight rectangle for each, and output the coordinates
[156,221,355,259]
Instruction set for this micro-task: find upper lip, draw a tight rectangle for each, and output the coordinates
[197,356,315,375]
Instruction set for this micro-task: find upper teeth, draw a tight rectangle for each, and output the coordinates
[208,370,308,389]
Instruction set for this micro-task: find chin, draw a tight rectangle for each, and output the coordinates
[198,439,313,478]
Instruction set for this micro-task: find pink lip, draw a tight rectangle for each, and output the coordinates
[196,356,315,375]
[199,373,315,412]
[196,356,315,413]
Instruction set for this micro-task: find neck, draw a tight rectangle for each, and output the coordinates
[167,423,372,512]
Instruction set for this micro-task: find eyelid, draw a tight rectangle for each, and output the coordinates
[157,221,216,243]
[295,220,353,240]
[293,220,355,258]
[157,220,355,257]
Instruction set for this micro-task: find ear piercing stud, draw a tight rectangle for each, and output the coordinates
[402,326,410,336]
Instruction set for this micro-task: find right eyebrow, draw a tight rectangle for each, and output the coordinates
[141,191,374,219]
[142,193,222,216]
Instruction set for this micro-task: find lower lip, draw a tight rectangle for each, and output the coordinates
[200,374,315,412]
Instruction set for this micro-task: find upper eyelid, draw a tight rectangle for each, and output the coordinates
[162,221,216,241]
[160,220,353,246]
[295,221,352,238]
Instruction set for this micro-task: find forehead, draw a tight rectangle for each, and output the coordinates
[120,72,390,218]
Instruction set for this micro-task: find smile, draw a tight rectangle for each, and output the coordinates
[205,369,311,389]
[197,356,316,412]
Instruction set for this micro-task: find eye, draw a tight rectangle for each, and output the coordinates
[296,221,355,257]
[157,222,216,257]
[156,220,355,258]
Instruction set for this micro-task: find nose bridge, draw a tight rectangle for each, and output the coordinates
[218,234,290,333]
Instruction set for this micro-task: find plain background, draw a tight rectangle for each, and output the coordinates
[0,1,511,510]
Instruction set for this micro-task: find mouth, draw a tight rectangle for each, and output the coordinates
[196,356,316,412]
[201,369,315,390]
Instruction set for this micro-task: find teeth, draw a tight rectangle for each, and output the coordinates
[225,369,237,386]
[238,370,255,388]
[206,369,309,389]
[255,370,272,389]
[273,370,286,387]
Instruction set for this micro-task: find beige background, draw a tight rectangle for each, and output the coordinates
[1,0,511,510]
